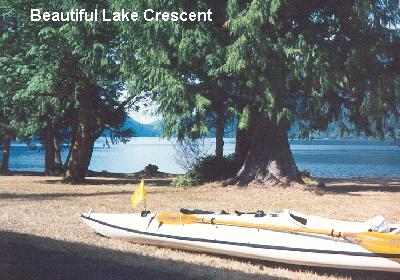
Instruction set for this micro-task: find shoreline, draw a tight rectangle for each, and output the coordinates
[2,169,399,181]
[5,137,400,179]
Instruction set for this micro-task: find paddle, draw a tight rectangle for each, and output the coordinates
[156,213,400,257]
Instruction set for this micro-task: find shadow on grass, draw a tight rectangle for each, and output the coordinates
[0,170,45,176]
[82,178,173,186]
[0,170,174,186]
[320,178,400,194]
[40,178,173,187]
[0,231,398,280]
[0,231,288,280]
[0,191,131,201]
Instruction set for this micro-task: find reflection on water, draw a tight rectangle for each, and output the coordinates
[4,138,400,179]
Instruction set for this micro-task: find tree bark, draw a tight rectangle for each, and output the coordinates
[64,126,76,170]
[53,132,63,175]
[231,112,301,186]
[43,128,56,176]
[215,100,225,159]
[63,86,101,183]
[1,135,11,173]
[235,126,250,167]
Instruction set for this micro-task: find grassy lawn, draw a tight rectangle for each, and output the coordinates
[1,175,399,279]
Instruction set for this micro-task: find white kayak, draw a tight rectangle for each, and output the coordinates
[81,209,400,272]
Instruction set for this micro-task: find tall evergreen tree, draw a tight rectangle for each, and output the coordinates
[0,1,22,172]
[58,0,125,182]
[222,0,400,184]
[1,0,131,181]
[117,0,399,185]
[115,0,234,158]
[1,0,79,175]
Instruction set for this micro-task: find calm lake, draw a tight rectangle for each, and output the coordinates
[5,137,400,179]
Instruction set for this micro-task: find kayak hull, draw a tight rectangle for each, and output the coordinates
[81,212,400,272]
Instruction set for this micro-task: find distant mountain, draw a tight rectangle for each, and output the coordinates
[124,116,237,138]
[124,117,384,139]
[123,117,161,137]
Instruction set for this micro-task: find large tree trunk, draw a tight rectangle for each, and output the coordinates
[43,128,56,176]
[64,126,76,170]
[53,132,63,175]
[235,126,250,167]
[43,126,64,176]
[63,130,96,183]
[63,87,100,183]
[215,101,225,159]
[1,135,11,173]
[232,112,301,186]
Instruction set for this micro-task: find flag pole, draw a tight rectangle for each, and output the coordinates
[143,179,146,211]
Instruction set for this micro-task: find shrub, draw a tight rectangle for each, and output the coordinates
[171,174,198,187]
[189,155,239,183]
[171,154,241,187]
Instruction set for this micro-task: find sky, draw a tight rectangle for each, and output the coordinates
[128,102,160,124]
[120,89,160,124]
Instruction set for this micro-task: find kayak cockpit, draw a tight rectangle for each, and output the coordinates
[284,209,400,234]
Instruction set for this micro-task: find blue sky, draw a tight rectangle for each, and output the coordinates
[129,103,160,124]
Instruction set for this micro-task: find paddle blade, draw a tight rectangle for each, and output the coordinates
[349,232,400,261]
[156,213,200,225]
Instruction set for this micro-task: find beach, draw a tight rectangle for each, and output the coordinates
[1,175,399,280]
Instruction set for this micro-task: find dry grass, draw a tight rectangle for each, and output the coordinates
[1,175,400,279]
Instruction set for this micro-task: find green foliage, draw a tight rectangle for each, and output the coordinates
[116,0,235,142]
[0,0,134,179]
[1,0,400,180]
[171,174,197,188]
[171,154,240,187]
[237,106,251,130]
[222,0,400,138]
[186,155,240,185]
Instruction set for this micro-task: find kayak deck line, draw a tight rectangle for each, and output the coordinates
[81,214,400,259]
[155,212,400,257]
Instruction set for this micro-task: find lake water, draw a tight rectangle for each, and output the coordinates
[3,137,400,179]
